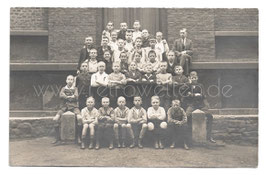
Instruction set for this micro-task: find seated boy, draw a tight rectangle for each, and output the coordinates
[109,31,118,51]
[76,62,92,111]
[172,66,189,100]
[147,96,167,149]
[156,61,172,111]
[165,51,179,75]
[125,62,142,108]
[120,51,129,74]
[102,21,114,42]
[134,51,146,73]
[132,20,142,42]
[127,96,148,148]
[96,97,115,150]
[124,31,134,52]
[91,61,109,108]
[113,38,128,63]
[155,32,169,56]
[167,99,189,150]
[53,75,82,144]
[147,50,160,73]
[140,63,156,109]
[103,50,113,74]
[129,37,147,63]
[183,72,216,145]
[87,48,99,74]
[80,97,99,149]
[108,62,127,107]
[117,22,128,40]
[141,29,150,48]
[97,37,112,62]
[113,96,130,148]
[145,36,162,62]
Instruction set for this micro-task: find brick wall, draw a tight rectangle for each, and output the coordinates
[214,8,258,31]
[167,9,216,61]
[48,8,97,62]
[10,7,48,30]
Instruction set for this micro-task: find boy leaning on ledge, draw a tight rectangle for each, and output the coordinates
[52,75,82,145]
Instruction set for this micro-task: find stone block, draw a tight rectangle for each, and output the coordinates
[192,109,207,143]
[60,111,76,141]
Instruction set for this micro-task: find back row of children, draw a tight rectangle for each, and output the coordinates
[78,20,192,76]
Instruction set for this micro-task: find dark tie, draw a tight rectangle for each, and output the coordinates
[182,39,185,51]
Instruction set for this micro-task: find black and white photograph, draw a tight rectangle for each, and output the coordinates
[8,4,260,169]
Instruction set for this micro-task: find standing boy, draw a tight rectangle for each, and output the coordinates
[108,62,127,108]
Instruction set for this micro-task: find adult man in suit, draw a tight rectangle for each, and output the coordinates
[172,28,193,75]
[77,36,95,73]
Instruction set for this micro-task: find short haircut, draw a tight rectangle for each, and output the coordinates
[107,21,113,25]
[103,50,112,55]
[146,62,152,67]
[86,96,95,102]
[90,48,97,53]
[190,71,198,77]
[174,65,183,70]
[119,51,128,58]
[102,36,109,41]
[66,75,74,79]
[135,37,142,41]
[156,31,163,36]
[134,51,142,57]
[117,96,126,102]
[148,50,157,57]
[97,61,106,67]
[120,22,127,25]
[134,20,140,23]
[134,96,142,101]
[142,29,148,33]
[117,38,125,42]
[180,28,187,33]
[151,95,160,102]
[172,99,180,104]
[167,50,175,56]
[111,31,118,35]
[112,61,120,67]
[85,36,93,40]
[102,97,110,102]
[160,61,167,66]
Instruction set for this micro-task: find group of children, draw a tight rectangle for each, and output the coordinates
[52,20,215,150]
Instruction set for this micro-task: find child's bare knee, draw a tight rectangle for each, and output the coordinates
[160,121,167,129]
[142,123,148,129]
[121,124,127,128]
[126,123,132,128]
[88,123,95,129]
[113,123,119,129]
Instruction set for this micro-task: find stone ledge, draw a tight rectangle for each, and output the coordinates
[9,115,258,145]
[10,61,258,71]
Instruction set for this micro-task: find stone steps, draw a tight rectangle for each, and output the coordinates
[9,108,258,117]
[9,114,258,146]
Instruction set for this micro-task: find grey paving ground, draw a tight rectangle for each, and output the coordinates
[9,137,258,167]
